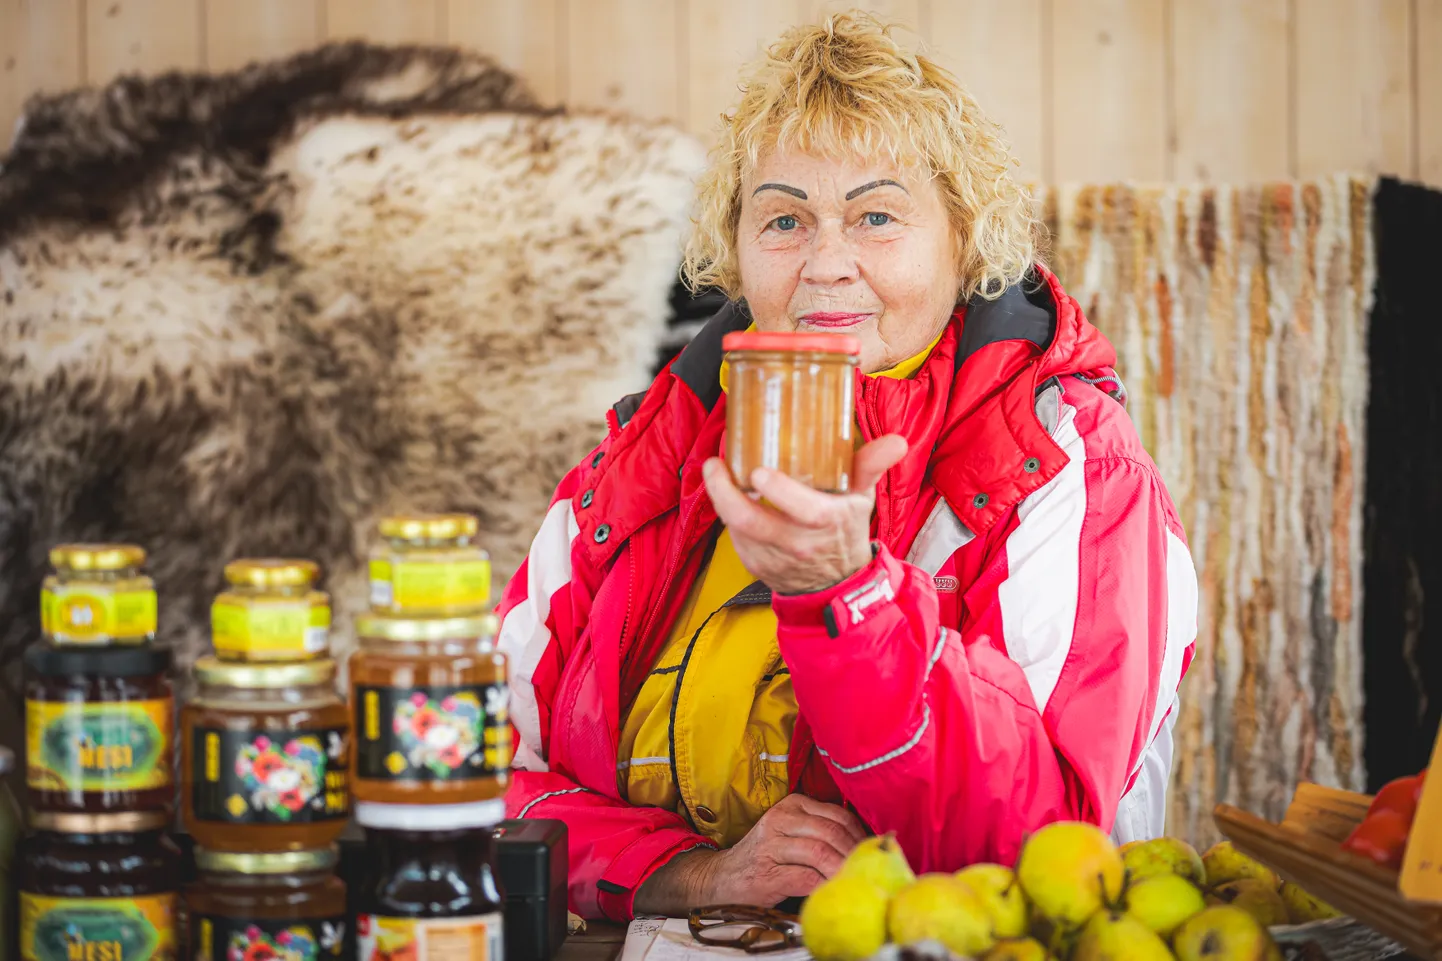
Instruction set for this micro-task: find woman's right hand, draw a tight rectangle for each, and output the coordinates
[633,794,868,915]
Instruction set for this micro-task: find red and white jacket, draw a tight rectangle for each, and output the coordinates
[497,268,1198,920]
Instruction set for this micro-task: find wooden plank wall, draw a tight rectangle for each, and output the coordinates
[1,0,1439,186]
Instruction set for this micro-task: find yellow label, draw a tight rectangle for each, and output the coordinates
[369,559,490,612]
[26,698,173,792]
[358,913,502,961]
[364,691,380,741]
[212,600,330,656]
[41,586,157,644]
[1401,722,1442,900]
[20,892,176,961]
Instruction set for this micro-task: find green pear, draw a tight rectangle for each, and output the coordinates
[838,833,916,895]
[1071,910,1173,961]
[1278,880,1342,923]
[983,937,1054,960]
[1121,836,1207,886]
[1207,878,1290,928]
[1201,840,1280,889]
[1173,905,1284,961]
[799,874,888,961]
[888,873,996,955]
[956,862,1029,939]
[1016,822,1126,936]
[1124,872,1207,939]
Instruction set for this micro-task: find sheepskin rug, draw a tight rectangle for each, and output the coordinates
[0,43,706,715]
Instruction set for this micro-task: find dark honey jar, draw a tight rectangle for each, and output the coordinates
[186,847,347,961]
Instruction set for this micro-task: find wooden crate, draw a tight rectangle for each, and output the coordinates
[1215,783,1442,958]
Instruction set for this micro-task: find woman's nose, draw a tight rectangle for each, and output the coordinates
[799,223,859,286]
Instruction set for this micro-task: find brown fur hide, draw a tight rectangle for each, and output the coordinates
[0,43,706,719]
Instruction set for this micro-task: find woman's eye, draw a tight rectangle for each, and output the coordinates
[770,215,799,231]
[865,212,892,227]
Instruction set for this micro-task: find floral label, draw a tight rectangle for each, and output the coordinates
[354,685,510,782]
[191,727,349,823]
[20,892,176,961]
[27,698,173,793]
[357,913,502,961]
[191,914,345,961]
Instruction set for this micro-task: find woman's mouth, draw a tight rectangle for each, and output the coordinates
[799,312,872,328]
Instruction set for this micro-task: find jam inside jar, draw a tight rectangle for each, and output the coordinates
[368,514,491,616]
[723,331,861,493]
[41,543,158,646]
[17,810,181,961]
[182,657,350,853]
[186,847,347,960]
[355,801,506,961]
[211,558,331,662]
[349,614,510,805]
[24,643,174,815]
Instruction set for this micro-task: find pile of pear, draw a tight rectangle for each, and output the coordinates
[800,825,1342,961]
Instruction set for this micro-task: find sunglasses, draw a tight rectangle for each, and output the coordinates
[688,905,804,954]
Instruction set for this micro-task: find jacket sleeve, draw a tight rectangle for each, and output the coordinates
[497,452,715,921]
[772,455,1195,872]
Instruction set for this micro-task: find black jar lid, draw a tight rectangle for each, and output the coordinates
[24,640,171,677]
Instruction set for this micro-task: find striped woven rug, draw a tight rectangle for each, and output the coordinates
[1039,177,1374,843]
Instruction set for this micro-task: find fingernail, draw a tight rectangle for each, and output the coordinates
[751,467,770,487]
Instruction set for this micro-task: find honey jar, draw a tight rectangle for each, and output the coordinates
[41,544,157,646]
[368,514,491,616]
[349,614,511,806]
[181,656,350,853]
[722,331,861,493]
[186,847,347,961]
[211,558,331,662]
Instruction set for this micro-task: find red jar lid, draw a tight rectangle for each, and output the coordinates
[722,331,862,355]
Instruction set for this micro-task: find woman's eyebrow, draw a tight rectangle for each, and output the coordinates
[846,179,907,200]
[752,183,808,200]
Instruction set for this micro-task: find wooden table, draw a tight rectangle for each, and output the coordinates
[556,920,628,960]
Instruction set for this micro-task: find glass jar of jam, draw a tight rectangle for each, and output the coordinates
[17,810,181,961]
[349,614,510,805]
[24,642,174,815]
[181,657,350,853]
[368,514,491,616]
[186,847,347,961]
[356,801,506,961]
[41,544,157,646]
[723,331,861,493]
[211,559,331,662]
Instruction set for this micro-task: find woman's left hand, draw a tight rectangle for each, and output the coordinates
[702,435,908,595]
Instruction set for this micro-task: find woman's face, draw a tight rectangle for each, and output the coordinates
[736,149,961,373]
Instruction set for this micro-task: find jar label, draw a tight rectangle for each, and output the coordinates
[368,559,491,611]
[26,697,173,792]
[191,913,345,960]
[354,684,511,781]
[357,913,503,961]
[191,726,350,823]
[20,892,177,961]
[211,600,331,657]
[41,585,158,643]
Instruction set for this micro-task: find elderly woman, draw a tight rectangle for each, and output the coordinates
[498,13,1197,920]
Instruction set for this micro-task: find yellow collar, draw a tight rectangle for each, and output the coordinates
[719,325,943,392]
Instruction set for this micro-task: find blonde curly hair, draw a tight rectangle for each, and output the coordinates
[682,11,1037,302]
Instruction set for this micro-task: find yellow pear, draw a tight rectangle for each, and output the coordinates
[798,874,888,961]
[956,863,1029,939]
[1278,880,1342,923]
[1124,872,1207,939]
[1173,905,1283,961]
[1016,822,1126,935]
[1121,836,1207,886]
[1071,910,1173,961]
[838,833,916,896]
[1201,841,1280,889]
[888,873,996,956]
[1207,878,1290,928]
[983,937,1053,960]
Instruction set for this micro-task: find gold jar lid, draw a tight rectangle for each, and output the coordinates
[195,846,338,875]
[194,655,337,688]
[30,810,168,834]
[356,613,498,642]
[378,513,480,541]
[49,543,147,572]
[224,558,321,589]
